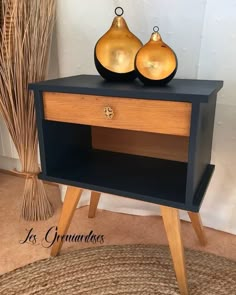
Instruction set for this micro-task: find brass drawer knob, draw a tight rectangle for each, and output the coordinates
[104,106,114,119]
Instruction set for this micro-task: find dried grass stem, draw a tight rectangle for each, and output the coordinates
[0,0,56,221]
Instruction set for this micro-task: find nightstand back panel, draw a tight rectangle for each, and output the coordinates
[43,92,191,136]
[92,127,189,162]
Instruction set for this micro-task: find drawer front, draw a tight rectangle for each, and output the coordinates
[43,92,191,136]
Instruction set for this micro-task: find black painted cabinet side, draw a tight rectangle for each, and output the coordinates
[186,95,217,207]
[42,121,91,174]
[33,91,92,176]
[34,91,48,174]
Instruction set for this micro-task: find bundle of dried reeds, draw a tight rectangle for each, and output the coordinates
[0,0,56,220]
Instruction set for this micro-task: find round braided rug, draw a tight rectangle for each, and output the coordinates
[0,244,235,295]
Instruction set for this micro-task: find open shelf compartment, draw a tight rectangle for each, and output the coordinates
[39,120,190,209]
[46,149,187,207]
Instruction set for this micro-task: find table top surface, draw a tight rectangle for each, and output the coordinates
[29,75,223,103]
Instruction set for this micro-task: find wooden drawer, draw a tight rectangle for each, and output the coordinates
[43,92,191,136]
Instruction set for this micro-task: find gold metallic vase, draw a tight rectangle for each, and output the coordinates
[135,26,177,86]
[94,7,143,81]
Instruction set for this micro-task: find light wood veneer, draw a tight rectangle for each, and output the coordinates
[43,92,191,136]
[92,127,189,162]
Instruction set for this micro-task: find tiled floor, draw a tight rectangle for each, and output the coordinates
[0,172,235,275]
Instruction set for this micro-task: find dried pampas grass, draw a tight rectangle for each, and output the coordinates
[0,0,56,220]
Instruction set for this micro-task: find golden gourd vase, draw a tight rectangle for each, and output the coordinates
[135,26,177,86]
[94,7,143,81]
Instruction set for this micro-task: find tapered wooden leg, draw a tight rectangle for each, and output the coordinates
[161,206,188,295]
[50,186,83,257]
[188,211,207,246]
[88,191,101,218]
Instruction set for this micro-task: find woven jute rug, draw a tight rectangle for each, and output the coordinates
[0,244,235,295]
